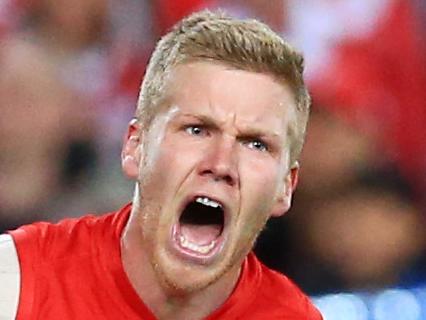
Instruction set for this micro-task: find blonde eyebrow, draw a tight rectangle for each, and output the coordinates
[237,127,281,139]
[178,113,220,128]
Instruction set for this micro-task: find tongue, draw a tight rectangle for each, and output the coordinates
[180,224,222,245]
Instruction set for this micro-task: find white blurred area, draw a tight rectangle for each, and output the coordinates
[1,0,425,309]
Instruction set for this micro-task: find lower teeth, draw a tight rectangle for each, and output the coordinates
[179,235,215,254]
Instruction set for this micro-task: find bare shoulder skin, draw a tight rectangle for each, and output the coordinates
[0,234,20,319]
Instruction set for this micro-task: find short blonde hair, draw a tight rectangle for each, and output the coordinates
[136,10,311,165]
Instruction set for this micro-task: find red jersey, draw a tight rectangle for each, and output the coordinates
[10,204,322,319]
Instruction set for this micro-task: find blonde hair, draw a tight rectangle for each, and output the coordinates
[136,10,311,165]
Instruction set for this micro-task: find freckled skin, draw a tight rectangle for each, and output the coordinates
[122,61,298,304]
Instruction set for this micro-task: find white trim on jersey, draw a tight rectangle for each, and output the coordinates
[0,234,20,320]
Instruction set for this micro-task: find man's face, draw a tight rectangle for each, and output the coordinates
[123,61,298,293]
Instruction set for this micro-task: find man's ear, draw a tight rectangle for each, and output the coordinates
[270,162,299,218]
[121,118,142,180]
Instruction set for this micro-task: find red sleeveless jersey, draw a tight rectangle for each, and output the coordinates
[10,204,322,319]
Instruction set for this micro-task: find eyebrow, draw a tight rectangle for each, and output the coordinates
[238,128,281,141]
[178,113,219,128]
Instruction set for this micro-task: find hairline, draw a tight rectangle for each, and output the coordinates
[136,10,310,165]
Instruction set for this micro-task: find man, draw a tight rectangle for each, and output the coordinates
[0,10,322,319]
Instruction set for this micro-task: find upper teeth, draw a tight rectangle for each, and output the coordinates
[195,196,222,209]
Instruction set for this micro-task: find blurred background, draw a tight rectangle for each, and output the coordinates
[0,0,425,318]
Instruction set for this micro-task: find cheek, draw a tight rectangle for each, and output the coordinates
[161,136,198,171]
[242,157,282,201]
[236,159,281,228]
[140,136,198,192]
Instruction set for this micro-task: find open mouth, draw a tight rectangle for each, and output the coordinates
[172,196,226,261]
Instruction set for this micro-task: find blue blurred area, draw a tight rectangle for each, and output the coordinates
[313,285,426,320]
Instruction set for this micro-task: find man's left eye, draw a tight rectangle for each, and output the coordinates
[245,140,268,152]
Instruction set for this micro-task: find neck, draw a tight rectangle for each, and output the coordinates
[121,203,241,320]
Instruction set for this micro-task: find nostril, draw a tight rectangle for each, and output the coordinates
[200,169,214,176]
[215,174,235,186]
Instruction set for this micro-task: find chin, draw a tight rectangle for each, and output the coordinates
[151,244,239,295]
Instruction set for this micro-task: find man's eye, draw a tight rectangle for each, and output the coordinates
[245,140,268,152]
[185,125,204,136]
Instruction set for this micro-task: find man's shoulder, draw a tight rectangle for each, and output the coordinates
[10,205,130,247]
[0,204,132,319]
[254,257,323,319]
[7,203,131,266]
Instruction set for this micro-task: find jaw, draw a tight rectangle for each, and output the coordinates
[145,200,268,296]
[142,189,272,295]
[141,193,237,293]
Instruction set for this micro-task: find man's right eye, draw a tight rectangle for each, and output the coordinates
[185,125,204,136]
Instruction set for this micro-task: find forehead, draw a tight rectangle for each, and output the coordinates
[162,61,296,135]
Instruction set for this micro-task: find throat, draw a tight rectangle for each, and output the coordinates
[153,264,242,320]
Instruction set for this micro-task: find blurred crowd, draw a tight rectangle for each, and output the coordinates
[1,0,425,299]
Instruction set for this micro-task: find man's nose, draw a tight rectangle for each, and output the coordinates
[197,136,239,187]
